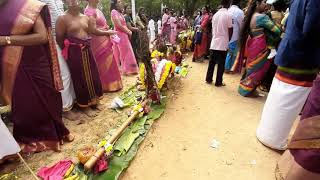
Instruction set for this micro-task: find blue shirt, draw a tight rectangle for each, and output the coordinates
[275,0,320,69]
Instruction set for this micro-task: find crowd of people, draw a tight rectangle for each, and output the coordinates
[1,0,320,179]
[194,0,320,179]
[0,0,191,162]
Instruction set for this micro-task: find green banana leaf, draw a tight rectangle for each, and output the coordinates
[92,100,167,180]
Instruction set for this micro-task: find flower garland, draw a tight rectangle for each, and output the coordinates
[151,50,164,58]
[139,58,174,90]
[157,61,173,89]
[139,64,146,89]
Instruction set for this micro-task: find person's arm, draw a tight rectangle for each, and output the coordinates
[112,14,132,36]
[88,16,117,36]
[303,0,320,40]
[136,16,145,29]
[259,15,281,36]
[125,15,139,32]
[0,15,48,46]
[228,14,233,41]
[238,12,245,29]
[126,22,139,32]
[55,15,66,49]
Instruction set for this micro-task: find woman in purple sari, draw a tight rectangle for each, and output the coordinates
[0,0,73,153]
[111,0,139,75]
[84,0,123,92]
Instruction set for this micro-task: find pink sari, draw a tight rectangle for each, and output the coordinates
[170,17,177,44]
[111,9,138,75]
[84,7,123,92]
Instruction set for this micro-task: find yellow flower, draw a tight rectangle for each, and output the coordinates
[158,61,173,89]
[151,50,159,58]
[139,64,146,89]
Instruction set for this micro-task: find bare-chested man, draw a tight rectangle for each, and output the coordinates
[56,0,116,117]
[39,0,80,121]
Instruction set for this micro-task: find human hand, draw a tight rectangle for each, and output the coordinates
[127,30,132,37]
[106,30,117,36]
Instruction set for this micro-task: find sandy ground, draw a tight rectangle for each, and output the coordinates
[0,55,285,180]
[121,57,282,180]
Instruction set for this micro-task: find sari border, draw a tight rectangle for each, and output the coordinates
[1,0,45,105]
[289,139,320,149]
[275,73,314,87]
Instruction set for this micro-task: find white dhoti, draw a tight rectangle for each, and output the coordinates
[0,118,20,159]
[256,77,312,150]
[56,45,76,111]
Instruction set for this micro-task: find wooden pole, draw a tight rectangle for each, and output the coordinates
[84,100,149,171]
[17,153,39,180]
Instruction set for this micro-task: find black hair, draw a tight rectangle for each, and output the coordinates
[273,0,288,12]
[203,5,210,13]
[232,0,241,5]
[221,0,232,7]
[238,0,264,52]
[110,0,118,11]
[123,4,129,12]
[138,7,145,14]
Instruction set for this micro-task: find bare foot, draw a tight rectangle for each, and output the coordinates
[93,103,106,111]
[64,134,75,142]
[82,108,98,118]
[63,110,82,121]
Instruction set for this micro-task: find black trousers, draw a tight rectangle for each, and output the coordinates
[205,50,227,85]
[261,62,277,91]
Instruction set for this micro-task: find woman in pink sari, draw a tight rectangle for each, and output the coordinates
[169,13,178,45]
[111,0,138,75]
[84,0,123,92]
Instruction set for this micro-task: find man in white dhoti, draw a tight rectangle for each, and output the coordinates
[40,0,77,119]
[148,18,156,44]
[0,118,20,162]
[256,0,320,151]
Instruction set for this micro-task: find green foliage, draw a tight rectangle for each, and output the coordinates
[82,0,248,25]
[97,0,227,19]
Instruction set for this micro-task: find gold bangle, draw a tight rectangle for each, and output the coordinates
[5,36,11,45]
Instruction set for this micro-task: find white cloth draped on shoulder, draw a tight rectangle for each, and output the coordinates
[256,78,312,150]
[0,118,20,159]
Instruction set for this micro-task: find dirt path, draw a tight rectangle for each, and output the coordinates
[0,55,281,180]
[122,57,281,180]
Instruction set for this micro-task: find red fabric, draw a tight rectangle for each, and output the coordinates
[37,160,73,180]
[200,14,210,31]
[94,158,108,173]
[193,13,210,60]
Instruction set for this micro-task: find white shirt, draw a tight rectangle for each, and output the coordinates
[157,20,162,34]
[228,5,244,43]
[39,0,64,36]
[148,19,155,31]
[210,8,233,51]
